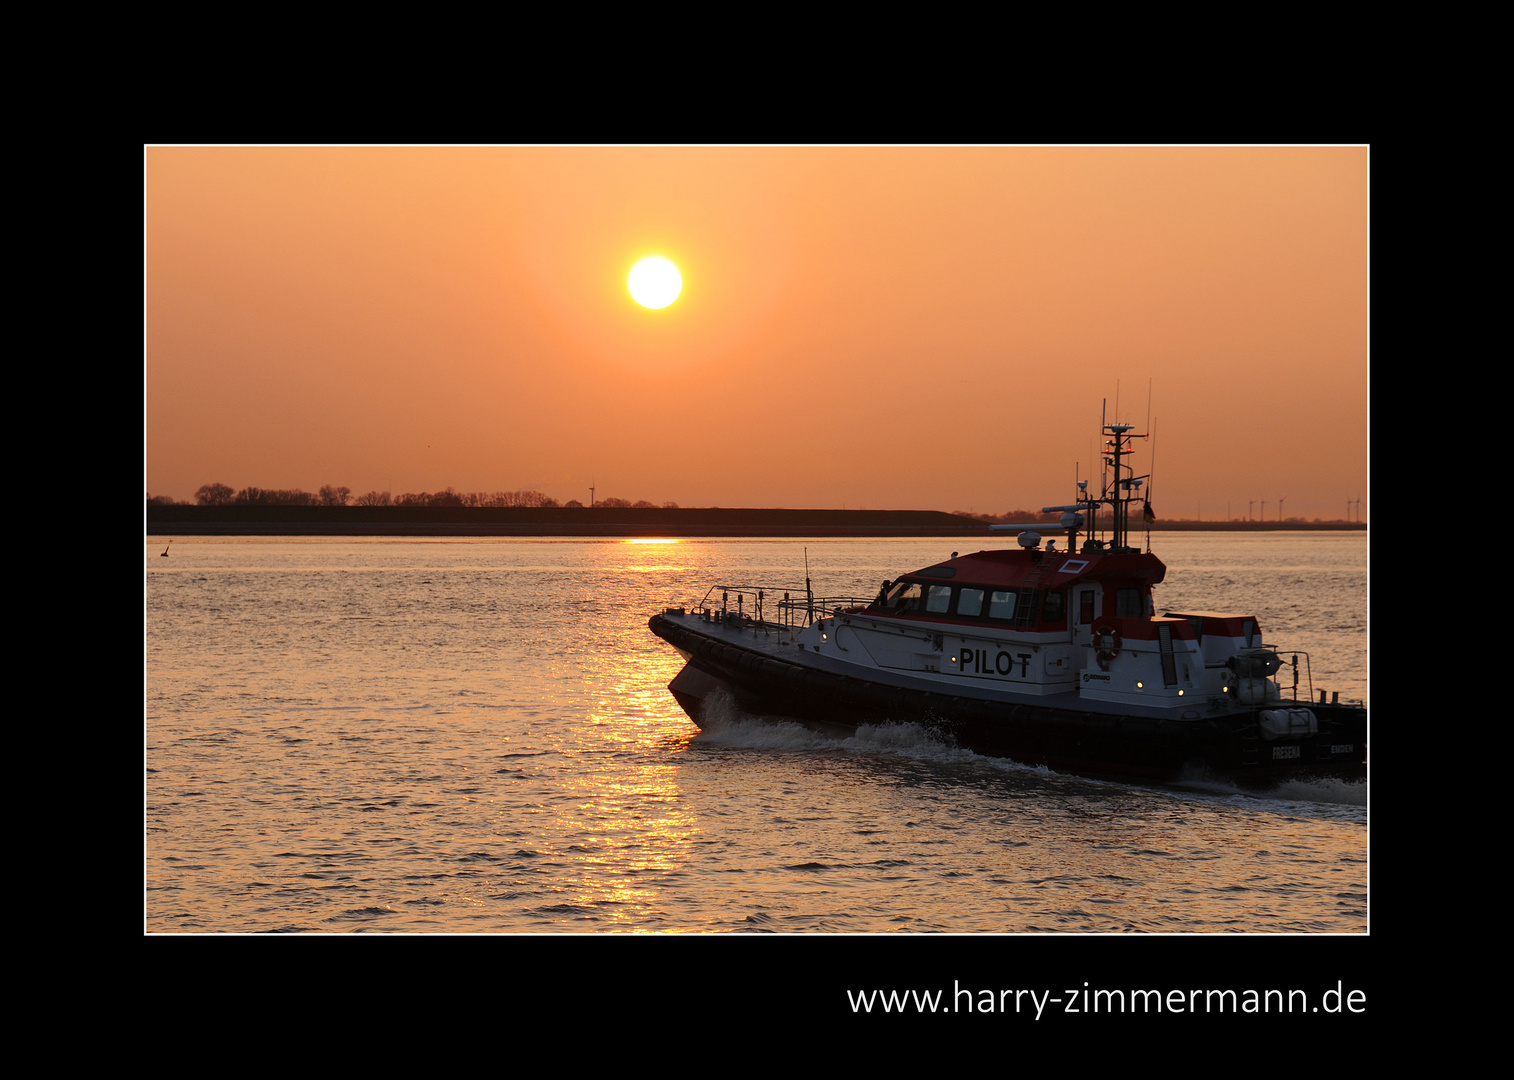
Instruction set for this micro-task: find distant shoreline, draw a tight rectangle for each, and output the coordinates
[146,506,1366,538]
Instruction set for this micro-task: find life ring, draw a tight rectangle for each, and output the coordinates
[1091,623,1122,671]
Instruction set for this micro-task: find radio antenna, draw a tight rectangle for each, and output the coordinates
[1148,417,1159,499]
[1100,398,1108,497]
[1144,416,1158,549]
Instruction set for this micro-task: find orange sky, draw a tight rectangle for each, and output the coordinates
[145,146,1368,520]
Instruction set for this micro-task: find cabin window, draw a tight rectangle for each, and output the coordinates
[987,590,1017,620]
[1042,591,1065,624]
[881,581,923,614]
[926,585,953,614]
[1116,588,1144,617]
[957,588,985,618]
[1079,590,1096,624]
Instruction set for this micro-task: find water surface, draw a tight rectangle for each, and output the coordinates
[145,533,1367,933]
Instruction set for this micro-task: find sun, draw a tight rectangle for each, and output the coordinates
[628,257,682,309]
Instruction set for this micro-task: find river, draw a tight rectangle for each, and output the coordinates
[145,533,1367,935]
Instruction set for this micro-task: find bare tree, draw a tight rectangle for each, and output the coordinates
[196,483,235,506]
[511,489,558,507]
[234,487,317,505]
[319,485,353,506]
[396,488,465,507]
[355,491,392,506]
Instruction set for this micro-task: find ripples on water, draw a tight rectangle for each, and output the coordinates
[145,534,1367,934]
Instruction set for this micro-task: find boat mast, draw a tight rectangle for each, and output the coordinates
[1037,405,1148,555]
[1103,421,1148,554]
[1107,424,1131,550]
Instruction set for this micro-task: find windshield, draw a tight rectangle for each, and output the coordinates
[876,580,923,614]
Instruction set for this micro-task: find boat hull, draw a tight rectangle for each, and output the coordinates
[649,613,1366,786]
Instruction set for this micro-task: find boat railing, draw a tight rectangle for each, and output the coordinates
[777,594,878,628]
[693,583,877,629]
[1257,647,1359,707]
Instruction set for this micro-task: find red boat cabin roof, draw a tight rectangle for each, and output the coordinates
[903,547,1167,591]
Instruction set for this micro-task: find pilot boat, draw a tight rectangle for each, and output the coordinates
[647,419,1366,786]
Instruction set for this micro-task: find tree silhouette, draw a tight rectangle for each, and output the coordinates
[185,484,673,509]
